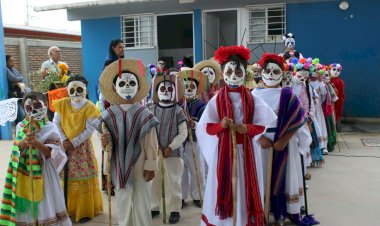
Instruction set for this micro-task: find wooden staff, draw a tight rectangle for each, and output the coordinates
[101,123,112,226]
[186,111,203,206]
[160,150,167,224]
[264,147,274,224]
[28,116,36,226]
[230,126,238,226]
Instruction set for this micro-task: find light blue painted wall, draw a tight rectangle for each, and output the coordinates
[287,0,380,118]
[81,17,121,103]
[194,9,203,63]
[0,2,12,139]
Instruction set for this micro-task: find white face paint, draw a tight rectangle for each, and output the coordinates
[223,61,245,88]
[285,37,296,49]
[157,81,176,103]
[323,71,331,83]
[201,67,216,84]
[67,81,87,103]
[184,80,197,100]
[157,60,166,70]
[24,99,47,121]
[282,71,293,87]
[115,73,138,100]
[294,70,310,84]
[330,66,341,78]
[261,63,283,87]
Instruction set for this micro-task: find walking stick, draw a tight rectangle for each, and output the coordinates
[230,126,238,226]
[28,116,36,226]
[186,111,203,206]
[264,147,274,224]
[101,123,112,226]
[160,150,167,224]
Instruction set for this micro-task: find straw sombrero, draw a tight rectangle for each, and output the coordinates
[177,69,208,95]
[152,74,185,104]
[193,60,222,86]
[99,59,150,105]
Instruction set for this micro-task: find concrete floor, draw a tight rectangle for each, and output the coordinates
[0,121,379,226]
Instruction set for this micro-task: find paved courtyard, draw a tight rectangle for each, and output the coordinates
[0,121,379,225]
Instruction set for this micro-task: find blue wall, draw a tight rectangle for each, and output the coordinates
[0,2,12,139]
[287,0,380,118]
[81,17,121,102]
[193,9,203,63]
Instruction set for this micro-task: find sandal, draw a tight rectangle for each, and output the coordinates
[305,172,311,180]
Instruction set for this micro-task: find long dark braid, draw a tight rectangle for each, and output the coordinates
[306,79,312,117]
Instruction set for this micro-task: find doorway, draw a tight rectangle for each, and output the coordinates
[157,13,194,69]
[203,10,238,59]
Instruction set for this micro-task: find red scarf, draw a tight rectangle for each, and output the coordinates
[215,86,264,226]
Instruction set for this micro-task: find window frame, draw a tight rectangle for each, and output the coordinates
[121,14,156,49]
[247,3,286,44]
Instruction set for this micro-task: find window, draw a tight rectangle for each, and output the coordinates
[248,4,286,43]
[121,15,156,48]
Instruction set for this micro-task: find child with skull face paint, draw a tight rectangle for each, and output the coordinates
[177,70,207,208]
[252,53,311,224]
[195,45,277,226]
[91,59,160,226]
[150,74,188,224]
[52,75,103,222]
[329,63,344,132]
[193,59,223,102]
[0,92,72,226]
[291,59,324,169]
[279,33,304,62]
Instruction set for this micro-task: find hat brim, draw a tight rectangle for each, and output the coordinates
[193,60,222,86]
[177,70,208,95]
[153,75,185,104]
[99,59,150,105]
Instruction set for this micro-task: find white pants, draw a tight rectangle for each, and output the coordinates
[151,157,184,213]
[115,154,152,226]
[181,141,206,200]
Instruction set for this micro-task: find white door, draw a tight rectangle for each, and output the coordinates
[204,13,219,60]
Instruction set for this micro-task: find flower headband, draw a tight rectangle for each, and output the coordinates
[214,45,250,65]
[258,52,285,69]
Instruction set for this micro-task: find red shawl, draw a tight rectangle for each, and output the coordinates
[215,86,264,226]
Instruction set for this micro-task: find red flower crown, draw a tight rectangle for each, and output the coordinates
[258,52,285,68]
[214,45,250,65]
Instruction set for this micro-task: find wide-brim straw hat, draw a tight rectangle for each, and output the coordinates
[99,59,150,105]
[153,74,185,104]
[193,60,222,86]
[177,69,208,95]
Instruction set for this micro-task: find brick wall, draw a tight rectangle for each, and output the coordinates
[5,38,82,92]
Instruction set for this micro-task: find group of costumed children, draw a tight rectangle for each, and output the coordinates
[0,32,344,226]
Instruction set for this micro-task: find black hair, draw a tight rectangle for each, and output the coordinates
[104,39,124,67]
[158,58,166,63]
[66,75,88,87]
[182,56,193,68]
[306,80,311,114]
[220,55,248,71]
[22,91,47,107]
[6,55,12,62]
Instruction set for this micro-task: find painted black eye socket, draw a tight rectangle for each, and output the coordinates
[129,81,137,86]
[119,81,126,87]
[70,88,75,95]
[76,87,84,94]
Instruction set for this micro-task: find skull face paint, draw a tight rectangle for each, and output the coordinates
[184,80,197,100]
[323,71,331,83]
[158,81,176,103]
[67,81,87,103]
[284,37,296,49]
[294,70,310,84]
[282,71,293,87]
[115,72,139,100]
[24,99,47,121]
[223,61,245,88]
[261,63,283,87]
[157,60,166,71]
[330,66,341,78]
[201,67,216,84]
